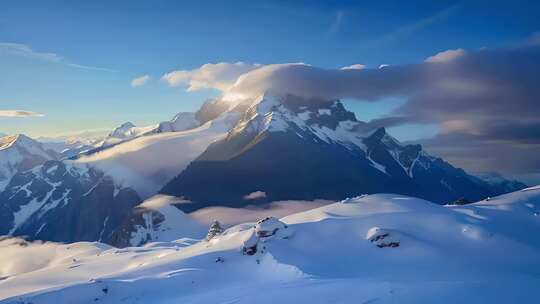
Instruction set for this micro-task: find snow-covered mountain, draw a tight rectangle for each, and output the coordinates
[0,95,525,246]
[0,160,140,243]
[100,122,156,147]
[475,172,527,193]
[0,100,244,245]
[156,112,200,133]
[161,95,525,209]
[1,186,539,303]
[41,138,102,159]
[73,101,244,198]
[0,134,59,191]
[100,112,204,149]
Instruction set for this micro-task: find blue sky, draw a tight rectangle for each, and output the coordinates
[1,0,539,138]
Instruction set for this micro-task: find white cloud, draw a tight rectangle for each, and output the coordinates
[162,62,260,91]
[0,42,62,62]
[0,110,44,117]
[425,48,466,63]
[222,62,396,101]
[340,64,366,70]
[0,42,114,72]
[243,191,267,200]
[65,63,116,72]
[131,75,151,87]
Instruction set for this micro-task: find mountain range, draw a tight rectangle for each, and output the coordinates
[0,94,527,245]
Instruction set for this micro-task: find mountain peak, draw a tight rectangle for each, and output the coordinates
[120,122,136,128]
[367,127,387,140]
[0,134,38,150]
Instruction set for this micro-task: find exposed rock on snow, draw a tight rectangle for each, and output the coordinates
[255,217,290,238]
[242,217,292,256]
[366,227,400,248]
[242,231,259,256]
[205,220,224,241]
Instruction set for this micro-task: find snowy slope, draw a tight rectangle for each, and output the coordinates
[110,195,206,247]
[74,111,240,198]
[1,187,539,303]
[0,134,58,191]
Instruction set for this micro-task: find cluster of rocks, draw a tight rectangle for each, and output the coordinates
[366,227,400,248]
[242,217,292,256]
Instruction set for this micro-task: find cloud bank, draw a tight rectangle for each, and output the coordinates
[190,199,332,226]
[0,110,44,118]
[162,62,260,92]
[162,40,540,178]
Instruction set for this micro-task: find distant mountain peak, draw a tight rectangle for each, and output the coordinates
[0,134,35,150]
[0,133,59,191]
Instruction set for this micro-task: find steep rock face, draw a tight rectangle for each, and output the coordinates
[0,134,59,191]
[361,127,518,203]
[0,160,140,243]
[161,95,525,210]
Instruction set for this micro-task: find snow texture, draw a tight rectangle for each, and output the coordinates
[1,187,539,303]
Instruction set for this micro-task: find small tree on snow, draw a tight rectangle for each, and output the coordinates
[206,220,223,241]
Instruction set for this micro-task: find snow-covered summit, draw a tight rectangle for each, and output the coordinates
[102,122,157,147]
[228,94,364,148]
[0,134,58,191]
[157,112,200,133]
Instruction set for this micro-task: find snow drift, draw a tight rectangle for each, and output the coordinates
[1,186,539,303]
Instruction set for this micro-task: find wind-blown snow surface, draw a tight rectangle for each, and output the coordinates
[73,112,240,198]
[1,188,539,303]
